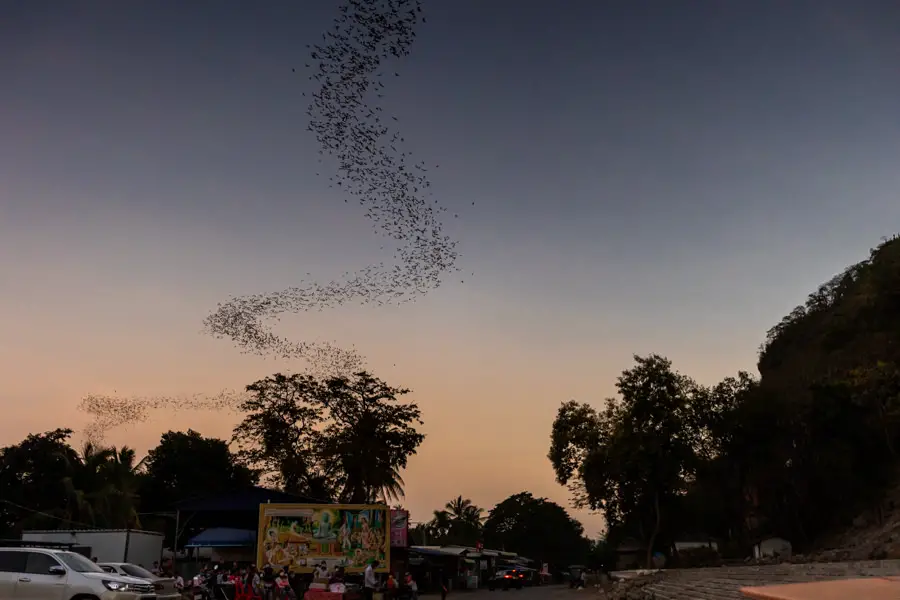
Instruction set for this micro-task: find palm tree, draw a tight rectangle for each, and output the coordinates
[59,442,113,527]
[334,451,407,505]
[64,443,142,529]
[103,447,142,528]
[445,496,484,527]
[428,509,453,543]
[437,496,484,546]
[373,465,406,504]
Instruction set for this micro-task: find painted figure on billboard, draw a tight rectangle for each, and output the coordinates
[258,504,390,573]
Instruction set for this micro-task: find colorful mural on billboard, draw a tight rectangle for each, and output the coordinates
[390,509,408,547]
[258,504,389,573]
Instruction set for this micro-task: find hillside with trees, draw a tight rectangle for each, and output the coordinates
[550,236,900,564]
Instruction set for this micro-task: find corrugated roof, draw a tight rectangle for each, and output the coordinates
[442,545,508,558]
[22,529,163,536]
[409,546,468,557]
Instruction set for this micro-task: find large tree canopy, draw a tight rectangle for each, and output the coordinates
[0,427,258,544]
[549,355,711,566]
[0,429,142,535]
[138,429,258,509]
[482,492,589,571]
[233,370,424,504]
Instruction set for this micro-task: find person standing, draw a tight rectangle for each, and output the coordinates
[385,573,397,600]
[364,560,380,600]
[405,572,418,600]
[261,565,278,600]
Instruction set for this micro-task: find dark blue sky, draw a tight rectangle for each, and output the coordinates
[2,1,899,532]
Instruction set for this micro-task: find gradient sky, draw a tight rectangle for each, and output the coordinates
[2,1,900,536]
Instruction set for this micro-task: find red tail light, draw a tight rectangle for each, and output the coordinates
[503,575,511,579]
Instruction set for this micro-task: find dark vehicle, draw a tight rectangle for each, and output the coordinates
[514,567,540,586]
[488,570,524,591]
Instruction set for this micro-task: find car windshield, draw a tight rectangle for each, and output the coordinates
[121,564,156,579]
[57,552,105,573]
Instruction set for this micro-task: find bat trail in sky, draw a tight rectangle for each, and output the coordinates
[80,0,461,440]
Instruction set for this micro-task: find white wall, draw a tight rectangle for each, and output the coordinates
[124,531,164,568]
[22,530,128,561]
[21,529,163,566]
[753,537,792,559]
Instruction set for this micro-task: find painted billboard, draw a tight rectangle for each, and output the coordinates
[390,509,408,547]
[258,504,389,573]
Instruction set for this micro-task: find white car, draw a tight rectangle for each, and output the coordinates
[99,563,181,599]
[0,546,156,599]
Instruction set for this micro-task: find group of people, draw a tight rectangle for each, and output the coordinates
[194,562,299,599]
[363,560,418,600]
[148,560,185,591]
[187,558,419,600]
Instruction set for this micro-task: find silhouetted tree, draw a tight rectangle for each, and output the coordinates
[233,371,424,503]
[483,492,589,571]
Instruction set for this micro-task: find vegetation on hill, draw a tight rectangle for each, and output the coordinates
[550,236,900,564]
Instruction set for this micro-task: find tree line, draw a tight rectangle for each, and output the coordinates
[408,493,608,572]
[0,370,601,570]
[0,371,424,538]
[549,236,900,565]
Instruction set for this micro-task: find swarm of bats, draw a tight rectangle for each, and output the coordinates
[81,0,461,440]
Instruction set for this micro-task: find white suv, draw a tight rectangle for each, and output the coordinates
[0,546,157,599]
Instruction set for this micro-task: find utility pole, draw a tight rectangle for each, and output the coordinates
[138,510,193,572]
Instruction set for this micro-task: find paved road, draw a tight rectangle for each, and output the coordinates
[462,585,579,600]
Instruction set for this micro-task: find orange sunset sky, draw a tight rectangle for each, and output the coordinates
[4,1,900,537]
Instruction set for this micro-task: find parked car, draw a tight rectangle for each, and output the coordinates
[515,568,540,586]
[487,570,524,591]
[0,545,156,599]
[100,562,181,599]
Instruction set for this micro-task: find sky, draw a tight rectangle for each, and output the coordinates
[2,0,900,537]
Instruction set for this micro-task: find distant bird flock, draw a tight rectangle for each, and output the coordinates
[80,0,459,440]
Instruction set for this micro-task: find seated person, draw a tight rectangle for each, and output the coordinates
[329,566,346,585]
[276,570,297,599]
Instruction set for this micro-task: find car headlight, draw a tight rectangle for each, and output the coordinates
[102,580,131,591]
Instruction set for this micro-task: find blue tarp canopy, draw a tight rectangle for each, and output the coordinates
[184,527,257,548]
